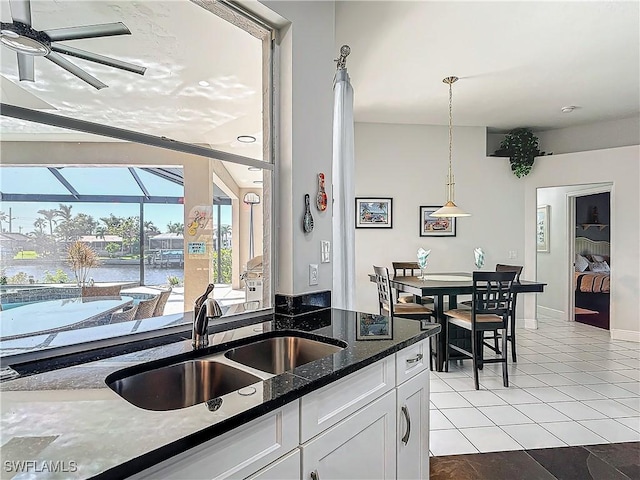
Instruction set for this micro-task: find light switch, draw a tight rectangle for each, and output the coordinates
[321,241,331,263]
[309,264,319,285]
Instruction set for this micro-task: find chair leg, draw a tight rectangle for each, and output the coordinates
[510,315,517,363]
[444,321,449,373]
[502,326,509,388]
[477,332,484,370]
[471,329,480,390]
[494,331,501,354]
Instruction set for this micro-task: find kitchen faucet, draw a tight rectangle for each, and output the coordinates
[192,284,223,350]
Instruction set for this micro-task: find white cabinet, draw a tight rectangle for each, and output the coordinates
[246,450,300,480]
[301,390,397,480]
[130,402,299,480]
[396,369,430,480]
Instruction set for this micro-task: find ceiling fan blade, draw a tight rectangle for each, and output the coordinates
[50,44,146,75]
[9,0,32,26]
[17,52,34,81]
[44,22,130,42]
[46,52,107,90]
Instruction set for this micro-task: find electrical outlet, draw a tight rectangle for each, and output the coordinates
[321,241,331,263]
[309,264,319,285]
[509,250,518,259]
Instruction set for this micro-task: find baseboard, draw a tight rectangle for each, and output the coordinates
[537,306,565,321]
[611,329,640,343]
[524,318,538,329]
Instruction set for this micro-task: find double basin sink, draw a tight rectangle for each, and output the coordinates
[106,332,346,411]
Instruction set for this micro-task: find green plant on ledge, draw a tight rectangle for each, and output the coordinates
[496,128,545,178]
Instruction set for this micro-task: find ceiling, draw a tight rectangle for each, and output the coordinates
[335,1,640,132]
[1,0,638,157]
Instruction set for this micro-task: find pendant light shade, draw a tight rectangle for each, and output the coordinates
[431,76,470,218]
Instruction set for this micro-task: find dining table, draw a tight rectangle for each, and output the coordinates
[0,296,134,341]
[368,272,546,372]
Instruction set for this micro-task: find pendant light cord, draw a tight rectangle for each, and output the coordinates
[448,78,454,203]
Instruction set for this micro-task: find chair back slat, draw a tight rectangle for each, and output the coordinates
[495,264,523,282]
[373,265,393,315]
[392,262,421,277]
[472,271,516,316]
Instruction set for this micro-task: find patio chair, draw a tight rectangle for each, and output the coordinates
[81,285,122,297]
[110,304,138,324]
[152,288,172,317]
[133,295,160,320]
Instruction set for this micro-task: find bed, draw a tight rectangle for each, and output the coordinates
[574,237,610,329]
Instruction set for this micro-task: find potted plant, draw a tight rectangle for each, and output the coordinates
[67,240,100,286]
[495,128,545,178]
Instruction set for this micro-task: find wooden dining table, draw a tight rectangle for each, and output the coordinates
[368,272,546,372]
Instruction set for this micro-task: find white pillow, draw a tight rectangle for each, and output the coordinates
[590,260,610,273]
[575,254,590,272]
[590,254,605,262]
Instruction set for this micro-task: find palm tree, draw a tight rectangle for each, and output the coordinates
[0,211,8,232]
[95,226,107,240]
[37,209,59,236]
[57,204,73,222]
[166,222,184,234]
[33,218,46,233]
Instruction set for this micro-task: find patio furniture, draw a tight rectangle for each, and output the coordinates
[152,288,172,317]
[133,295,160,320]
[81,285,122,297]
[110,304,139,324]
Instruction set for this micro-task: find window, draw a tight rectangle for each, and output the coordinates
[0,1,275,362]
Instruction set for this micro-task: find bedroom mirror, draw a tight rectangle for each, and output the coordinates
[536,183,612,330]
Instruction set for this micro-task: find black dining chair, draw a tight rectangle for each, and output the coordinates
[373,265,436,369]
[392,262,435,305]
[443,271,516,390]
[460,264,523,362]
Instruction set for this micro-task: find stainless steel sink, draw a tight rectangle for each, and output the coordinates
[224,335,345,375]
[107,360,261,411]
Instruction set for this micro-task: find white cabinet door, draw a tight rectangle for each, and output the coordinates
[396,369,430,480]
[246,449,300,480]
[301,390,396,480]
[300,356,395,442]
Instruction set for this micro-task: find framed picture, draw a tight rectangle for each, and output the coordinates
[537,205,550,252]
[356,313,393,340]
[419,206,456,237]
[355,197,393,229]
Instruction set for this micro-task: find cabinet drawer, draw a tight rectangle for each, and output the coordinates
[245,449,300,480]
[396,338,429,385]
[130,401,299,480]
[300,355,395,443]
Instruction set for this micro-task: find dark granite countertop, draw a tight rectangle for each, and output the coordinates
[0,308,439,479]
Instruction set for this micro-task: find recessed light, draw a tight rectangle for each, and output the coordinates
[248,166,261,171]
[198,80,210,87]
[561,105,577,113]
[237,135,256,143]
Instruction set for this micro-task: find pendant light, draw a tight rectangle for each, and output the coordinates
[431,76,470,218]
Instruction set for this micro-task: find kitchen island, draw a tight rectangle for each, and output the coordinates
[0,308,439,479]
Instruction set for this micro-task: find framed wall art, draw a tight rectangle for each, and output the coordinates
[355,197,393,229]
[356,313,393,340]
[537,205,550,252]
[419,206,456,237]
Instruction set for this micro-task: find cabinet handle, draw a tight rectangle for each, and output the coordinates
[406,353,423,365]
[401,405,411,445]
[310,470,320,480]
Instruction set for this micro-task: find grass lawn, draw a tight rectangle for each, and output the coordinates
[13,251,38,259]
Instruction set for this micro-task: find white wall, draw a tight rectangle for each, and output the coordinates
[523,146,640,341]
[262,1,335,296]
[354,123,527,317]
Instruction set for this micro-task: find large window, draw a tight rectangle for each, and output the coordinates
[0,0,274,360]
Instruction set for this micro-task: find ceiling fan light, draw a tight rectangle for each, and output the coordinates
[430,201,470,218]
[0,33,50,55]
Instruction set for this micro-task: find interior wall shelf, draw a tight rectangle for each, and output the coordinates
[578,224,609,231]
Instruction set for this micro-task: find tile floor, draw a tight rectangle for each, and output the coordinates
[429,317,640,457]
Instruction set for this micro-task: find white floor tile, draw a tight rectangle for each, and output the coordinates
[541,421,607,446]
[459,426,523,453]
[441,407,494,428]
[524,387,574,403]
[509,374,548,388]
[545,353,584,363]
[569,351,607,361]
[542,362,581,374]
[555,385,607,401]
[618,370,640,381]
[478,376,511,390]
[430,429,479,456]
[547,401,607,421]
[430,409,456,430]
[514,403,571,423]
[458,390,506,407]
[560,372,605,385]
[530,373,576,386]
[588,383,639,399]
[615,397,640,412]
[579,419,640,442]
[430,378,454,393]
[514,363,553,375]
[478,405,534,426]
[582,399,640,418]
[493,388,540,405]
[615,416,640,433]
[617,382,640,395]
[589,370,637,383]
[501,424,566,449]
[430,392,473,409]
[443,377,481,392]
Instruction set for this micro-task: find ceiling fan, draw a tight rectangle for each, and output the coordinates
[0,0,146,90]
